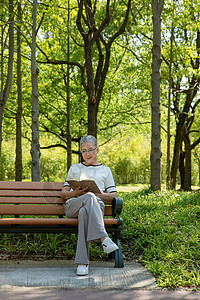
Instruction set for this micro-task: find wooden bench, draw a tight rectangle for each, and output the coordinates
[0,181,124,268]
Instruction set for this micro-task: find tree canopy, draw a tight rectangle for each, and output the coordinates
[0,0,199,190]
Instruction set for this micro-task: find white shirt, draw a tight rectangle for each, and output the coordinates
[64,163,117,193]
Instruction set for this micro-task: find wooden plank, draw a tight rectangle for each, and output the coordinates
[0,204,65,215]
[0,197,113,206]
[0,197,65,204]
[0,181,64,191]
[0,218,118,226]
[0,204,112,216]
[0,190,62,197]
[0,182,115,205]
[105,206,112,216]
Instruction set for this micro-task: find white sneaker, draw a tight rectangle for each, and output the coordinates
[77,264,89,276]
[102,237,119,254]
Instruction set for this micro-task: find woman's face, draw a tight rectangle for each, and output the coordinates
[81,142,99,165]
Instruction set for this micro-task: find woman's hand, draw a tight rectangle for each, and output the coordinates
[74,186,89,197]
[61,186,89,201]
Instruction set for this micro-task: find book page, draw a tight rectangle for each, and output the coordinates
[79,169,93,181]
[67,169,101,194]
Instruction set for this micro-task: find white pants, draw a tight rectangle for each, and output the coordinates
[65,192,108,265]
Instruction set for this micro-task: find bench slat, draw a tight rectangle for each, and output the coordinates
[0,196,113,205]
[0,218,118,226]
[0,190,62,197]
[0,197,64,204]
[0,204,65,215]
[0,181,64,191]
[0,205,113,216]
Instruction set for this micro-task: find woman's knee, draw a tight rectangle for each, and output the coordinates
[78,206,87,219]
[84,192,98,205]
[78,206,86,216]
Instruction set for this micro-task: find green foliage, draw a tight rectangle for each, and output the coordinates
[40,156,66,182]
[0,233,77,260]
[1,0,200,186]
[1,131,199,187]
[0,138,68,182]
[120,189,200,288]
[99,134,151,185]
[0,150,15,181]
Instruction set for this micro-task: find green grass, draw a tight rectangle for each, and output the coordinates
[117,184,149,192]
[120,189,200,288]
[0,188,199,288]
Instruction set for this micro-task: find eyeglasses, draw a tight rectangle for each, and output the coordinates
[81,147,97,155]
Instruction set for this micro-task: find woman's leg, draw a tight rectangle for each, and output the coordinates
[65,193,108,265]
[65,194,86,218]
[82,193,107,242]
[74,206,90,264]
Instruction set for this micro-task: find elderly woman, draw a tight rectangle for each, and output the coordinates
[61,135,119,276]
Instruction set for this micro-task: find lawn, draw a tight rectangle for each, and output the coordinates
[120,188,200,288]
[0,187,199,288]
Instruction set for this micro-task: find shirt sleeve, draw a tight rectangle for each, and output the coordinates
[104,167,117,193]
[63,166,73,187]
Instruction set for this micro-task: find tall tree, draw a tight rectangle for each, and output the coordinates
[166,21,174,189]
[0,0,14,179]
[66,0,71,170]
[76,0,131,137]
[15,1,23,181]
[38,0,132,139]
[170,30,200,190]
[31,0,41,181]
[150,0,164,191]
[178,97,200,190]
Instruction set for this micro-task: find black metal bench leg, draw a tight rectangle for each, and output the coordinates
[113,236,124,268]
[113,232,124,268]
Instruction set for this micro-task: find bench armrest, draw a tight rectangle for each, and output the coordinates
[112,197,123,218]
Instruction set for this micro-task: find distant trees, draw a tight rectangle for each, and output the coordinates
[170,28,200,190]
[161,0,200,190]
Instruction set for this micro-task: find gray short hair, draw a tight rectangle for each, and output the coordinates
[80,135,98,147]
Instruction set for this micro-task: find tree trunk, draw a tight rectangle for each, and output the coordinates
[166,22,174,189]
[76,0,131,137]
[170,79,198,189]
[66,0,71,170]
[170,29,200,189]
[150,0,164,191]
[0,27,4,179]
[198,157,200,186]
[88,99,98,137]
[0,0,14,179]
[31,0,41,181]
[85,41,97,137]
[170,120,184,189]
[15,2,23,181]
[183,128,191,191]
[178,145,185,190]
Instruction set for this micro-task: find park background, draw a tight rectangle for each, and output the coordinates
[0,0,200,289]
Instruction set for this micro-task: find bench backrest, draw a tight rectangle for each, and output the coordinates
[0,181,113,217]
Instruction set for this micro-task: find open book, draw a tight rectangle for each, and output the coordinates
[67,169,101,194]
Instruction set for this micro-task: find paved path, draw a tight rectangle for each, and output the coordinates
[1,287,200,300]
[0,260,199,299]
[0,260,155,289]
